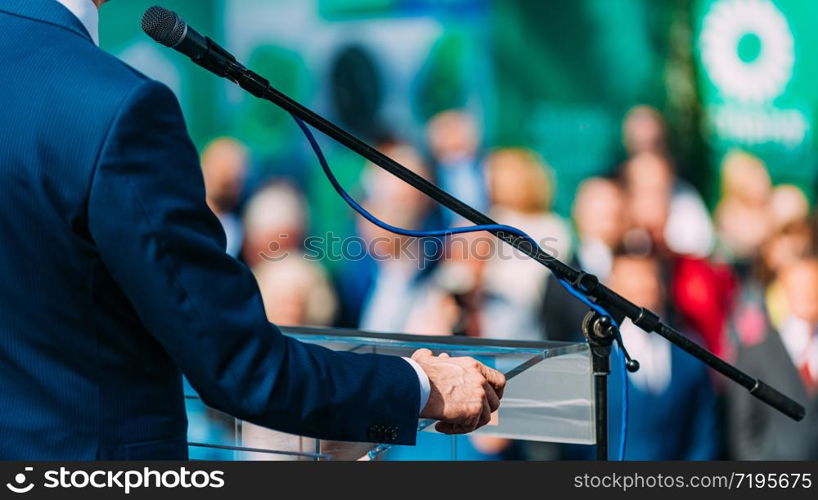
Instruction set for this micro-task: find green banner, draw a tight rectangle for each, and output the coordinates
[489,0,673,215]
[694,0,818,201]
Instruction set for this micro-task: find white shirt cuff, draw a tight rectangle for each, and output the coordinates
[402,357,430,414]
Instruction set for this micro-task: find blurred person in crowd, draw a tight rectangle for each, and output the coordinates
[759,220,816,329]
[607,251,722,460]
[728,257,818,460]
[726,191,813,364]
[253,257,337,327]
[201,137,249,257]
[481,149,571,341]
[242,181,308,268]
[622,152,735,357]
[714,151,774,272]
[570,177,628,281]
[403,231,491,337]
[361,143,433,225]
[487,149,571,258]
[621,152,671,248]
[355,206,436,334]
[622,105,667,157]
[730,219,815,351]
[335,143,441,333]
[541,177,627,342]
[426,110,487,226]
[406,229,543,344]
[622,151,715,257]
[770,184,809,231]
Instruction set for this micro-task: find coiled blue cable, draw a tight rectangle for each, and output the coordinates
[292,115,628,460]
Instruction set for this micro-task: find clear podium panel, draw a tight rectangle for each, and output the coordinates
[186,327,594,460]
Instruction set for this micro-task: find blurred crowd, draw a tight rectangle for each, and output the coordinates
[195,104,818,461]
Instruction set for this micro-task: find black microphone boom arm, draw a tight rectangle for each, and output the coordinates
[141,6,805,423]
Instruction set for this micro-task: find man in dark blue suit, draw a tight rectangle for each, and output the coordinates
[0,0,505,460]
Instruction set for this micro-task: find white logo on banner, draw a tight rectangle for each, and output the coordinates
[699,0,808,146]
[700,0,794,102]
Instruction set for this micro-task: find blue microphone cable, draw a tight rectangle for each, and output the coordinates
[292,115,628,460]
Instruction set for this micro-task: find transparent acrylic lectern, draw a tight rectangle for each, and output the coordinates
[185,327,594,460]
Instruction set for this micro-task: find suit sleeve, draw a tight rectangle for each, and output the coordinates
[86,80,420,445]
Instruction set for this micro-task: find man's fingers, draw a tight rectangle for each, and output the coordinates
[484,383,500,414]
[435,422,460,434]
[435,421,474,435]
[464,411,480,431]
[412,348,433,361]
[479,365,506,399]
[438,352,450,358]
[478,397,492,428]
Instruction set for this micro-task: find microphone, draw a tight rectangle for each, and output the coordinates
[141,6,270,97]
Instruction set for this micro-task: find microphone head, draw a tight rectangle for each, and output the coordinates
[141,6,187,47]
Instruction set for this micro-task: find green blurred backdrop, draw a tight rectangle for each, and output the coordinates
[99,0,817,223]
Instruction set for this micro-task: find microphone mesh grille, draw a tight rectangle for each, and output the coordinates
[141,6,186,47]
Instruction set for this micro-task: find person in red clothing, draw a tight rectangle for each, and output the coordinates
[671,255,738,358]
[620,151,737,357]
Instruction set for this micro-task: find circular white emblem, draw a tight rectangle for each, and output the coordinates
[699,0,794,102]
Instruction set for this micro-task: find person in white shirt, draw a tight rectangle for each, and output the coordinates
[483,148,573,341]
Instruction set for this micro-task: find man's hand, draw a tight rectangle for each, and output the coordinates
[411,348,506,434]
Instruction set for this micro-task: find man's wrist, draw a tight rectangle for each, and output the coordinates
[402,357,430,414]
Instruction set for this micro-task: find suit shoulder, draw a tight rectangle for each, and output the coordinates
[14,14,163,103]
[43,37,184,139]
[64,39,156,98]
